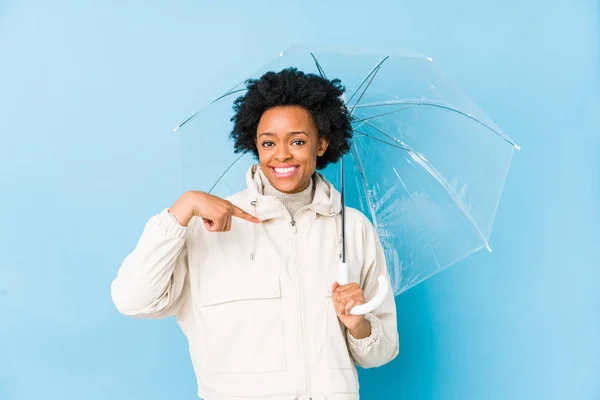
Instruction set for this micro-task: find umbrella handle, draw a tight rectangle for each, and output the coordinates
[338,263,389,316]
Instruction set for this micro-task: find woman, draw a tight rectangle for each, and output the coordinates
[111,68,399,400]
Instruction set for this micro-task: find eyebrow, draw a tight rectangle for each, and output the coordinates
[258,131,308,138]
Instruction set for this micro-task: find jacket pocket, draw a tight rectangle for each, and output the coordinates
[199,271,286,374]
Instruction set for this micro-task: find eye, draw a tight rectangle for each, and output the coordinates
[291,140,306,146]
[261,141,274,147]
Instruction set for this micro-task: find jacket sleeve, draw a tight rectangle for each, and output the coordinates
[111,208,190,319]
[346,216,400,368]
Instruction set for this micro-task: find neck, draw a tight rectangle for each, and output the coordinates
[259,169,315,216]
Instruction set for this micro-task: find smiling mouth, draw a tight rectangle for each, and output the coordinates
[271,166,299,177]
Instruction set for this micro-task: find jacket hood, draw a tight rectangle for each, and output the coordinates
[245,164,343,221]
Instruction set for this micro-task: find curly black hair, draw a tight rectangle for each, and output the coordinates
[230,67,353,170]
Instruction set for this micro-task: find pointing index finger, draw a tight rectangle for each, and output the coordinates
[231,205,262,223]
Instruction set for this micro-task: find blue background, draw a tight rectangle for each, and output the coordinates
[1,1,598,399]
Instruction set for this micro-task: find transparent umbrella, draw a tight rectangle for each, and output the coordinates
[175,45,519,309]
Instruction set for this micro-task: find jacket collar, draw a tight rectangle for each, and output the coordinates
[245,164,342,221]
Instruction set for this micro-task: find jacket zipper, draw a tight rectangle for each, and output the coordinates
[289,205,312,399]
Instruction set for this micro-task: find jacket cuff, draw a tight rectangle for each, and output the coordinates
[347,313,381,349]
[157,208,188,239]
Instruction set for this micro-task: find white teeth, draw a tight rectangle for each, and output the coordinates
[274,167,297,174]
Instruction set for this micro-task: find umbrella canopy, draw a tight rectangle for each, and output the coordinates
[175,44,519,297]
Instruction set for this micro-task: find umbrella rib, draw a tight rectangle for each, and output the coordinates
[208,153,246,194]
[353,100,519,149]
[347,57,390,116]
[359,120,492,251]
[346,57,387,105]
[349,145,380,233]
[173,88,247,132]
[310,53,328,79]
[353,130,410,151]
[351,104,419,124]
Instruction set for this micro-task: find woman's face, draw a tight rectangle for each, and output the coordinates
[256,105,329,194]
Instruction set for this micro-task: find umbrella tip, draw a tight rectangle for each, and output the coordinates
[514,144,521,151]
[280,51,285,57]
[486,243,492,253]
[426,57,433,62]
[173,126,180,132]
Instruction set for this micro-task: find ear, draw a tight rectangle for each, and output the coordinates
[317,136,329,157]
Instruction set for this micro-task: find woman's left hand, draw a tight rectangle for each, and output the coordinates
[331,282,372,339]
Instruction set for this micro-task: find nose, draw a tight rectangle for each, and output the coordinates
[274,144,291,161]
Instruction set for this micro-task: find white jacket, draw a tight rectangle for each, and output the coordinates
[111,165,399,400]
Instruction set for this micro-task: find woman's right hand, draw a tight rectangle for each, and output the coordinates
[168,191,261,231]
